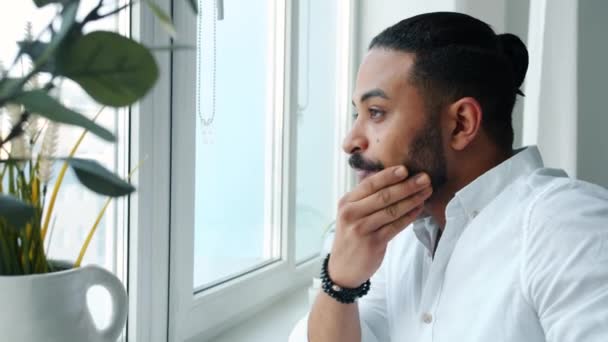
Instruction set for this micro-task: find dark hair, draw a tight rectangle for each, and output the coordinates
[369,12,528,150]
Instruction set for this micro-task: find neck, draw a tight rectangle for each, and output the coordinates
[424,147,512,230]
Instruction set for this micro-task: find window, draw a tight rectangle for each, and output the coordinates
[1,0,357,340]
[294,0,341,263]
[169,0,356,340]
[0,0,129,336]
[193,0,281,290]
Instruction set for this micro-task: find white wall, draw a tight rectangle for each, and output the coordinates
[358,0,460,59]
[577,0,608,188]
[523,0,579,176]
[505,0,530,148]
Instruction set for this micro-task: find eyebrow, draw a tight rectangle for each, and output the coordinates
[351,88,390,107]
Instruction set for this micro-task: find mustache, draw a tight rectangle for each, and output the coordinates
[348,153,385,172]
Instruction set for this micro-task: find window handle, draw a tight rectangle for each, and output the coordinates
[216,0,224,20]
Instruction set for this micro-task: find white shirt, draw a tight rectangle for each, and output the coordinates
[357,146,608,342]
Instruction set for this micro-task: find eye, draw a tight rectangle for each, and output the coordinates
[369,108,385,120]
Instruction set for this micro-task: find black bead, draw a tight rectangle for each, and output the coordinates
[319,253,371,305]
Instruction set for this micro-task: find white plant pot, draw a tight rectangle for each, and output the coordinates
[0,264,128,342]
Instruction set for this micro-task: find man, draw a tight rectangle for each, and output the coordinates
[307,12,608,342]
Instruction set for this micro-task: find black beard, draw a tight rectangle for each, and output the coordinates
[347,117,447,189]
[405,114,448,189]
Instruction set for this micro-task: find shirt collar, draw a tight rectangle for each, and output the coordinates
[412,146,544,253]
[448,145,544,220]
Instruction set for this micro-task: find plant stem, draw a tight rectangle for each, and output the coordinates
[0,162,7,182]
[0,111,29,150]
[75,198,111,267]
[8,229,22,274]
[8,161,15,194]
[81,0,137,25]
[41,106,105,240]
[0,223,14,274]
[74,158,143,267]
[21,226,32,274]
[17,168,28,200]
[0,164,5,193]
[29,207,47,273]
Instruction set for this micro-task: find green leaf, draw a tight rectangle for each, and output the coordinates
[17,40,47,59]
[68,158,135,197]
[13,90,115,142]
[56,31,159,107]
[186,0,199,14]
[0,78,24,102]
[18,41,56,73]
[33,0,73,7]
[0,195,35,229]
[36,1,79,67]
[146,0,177,38]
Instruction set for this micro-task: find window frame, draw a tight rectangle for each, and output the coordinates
[127,1,173,341]
[130,0,359,340]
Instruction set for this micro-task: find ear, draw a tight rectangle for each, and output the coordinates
[445,97,482,151]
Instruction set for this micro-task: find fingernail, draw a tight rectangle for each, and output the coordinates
[395,166,407,177]
[416,174,430,185]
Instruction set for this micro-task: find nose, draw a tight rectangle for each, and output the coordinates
[342,120,368,154]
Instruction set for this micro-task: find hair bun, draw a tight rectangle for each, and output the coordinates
[497,33,529,95]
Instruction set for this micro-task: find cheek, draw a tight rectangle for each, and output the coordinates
[391,136,411,161]
[374,133,410,166]
[370,119,414,165]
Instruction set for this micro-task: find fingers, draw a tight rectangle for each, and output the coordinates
[361,186,432,234]
[330,166,430,289]
[346,166,408,203]
[349,172,431,218]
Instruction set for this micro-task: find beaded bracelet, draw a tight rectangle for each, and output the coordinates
[320,254,371,304]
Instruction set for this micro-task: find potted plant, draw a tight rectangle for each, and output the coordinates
[0,1,195,341]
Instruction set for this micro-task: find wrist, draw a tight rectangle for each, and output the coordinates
[320,254,371,304]
[327,254,365,288]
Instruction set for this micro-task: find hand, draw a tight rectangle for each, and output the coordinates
[328,166,432,288]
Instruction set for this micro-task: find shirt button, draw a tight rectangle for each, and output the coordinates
[422,313,433,324]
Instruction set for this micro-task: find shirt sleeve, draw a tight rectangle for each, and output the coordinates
[359,255,391,342]
[522,179,608,342]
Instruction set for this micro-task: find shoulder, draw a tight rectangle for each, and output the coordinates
[520,168,608,267]
[519,170,608,314]
[523,168,608,229]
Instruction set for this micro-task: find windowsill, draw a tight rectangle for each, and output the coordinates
[209,285,310,342]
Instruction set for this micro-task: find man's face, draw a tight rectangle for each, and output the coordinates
[344,48,447,189]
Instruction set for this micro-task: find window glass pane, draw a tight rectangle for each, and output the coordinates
[0,0,128,331]
[193,0,278,290]
[294,0,339,262]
